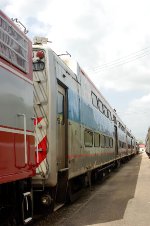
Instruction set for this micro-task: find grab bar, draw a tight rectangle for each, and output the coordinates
[18,113,27,164]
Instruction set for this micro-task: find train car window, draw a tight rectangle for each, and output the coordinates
[121,126,125,132]
[101,135,105,148]
[97,99,103,112]
[91,92,97,108]
[109,138,113,148]
[107,110,112,120]
[57,92,64,124]
[106,110,108,118]
[127,131,131,137]
[105,136,109,147]
[105,107,108,117]
[103,105,108,117]
[110,112,112,120]
[84,130,93,147]
[94,133,100,147]
[113,115,117,124]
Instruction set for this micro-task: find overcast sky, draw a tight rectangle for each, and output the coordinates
[1,0,150,142]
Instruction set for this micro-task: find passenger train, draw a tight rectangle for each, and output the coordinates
[32,37,137,212]
[145,128,150,157]
[0,10,137,225]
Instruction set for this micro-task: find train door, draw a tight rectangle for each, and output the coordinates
[57,84,67,170]
[56,84,68,205]
[114,125,118,156]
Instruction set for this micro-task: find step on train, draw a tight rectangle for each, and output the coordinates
[0,10,138,225]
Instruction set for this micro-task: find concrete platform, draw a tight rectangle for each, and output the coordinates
[32,152,150,226]
[91,152,150,226]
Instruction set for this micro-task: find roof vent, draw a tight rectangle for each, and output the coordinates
[33,37,49,45]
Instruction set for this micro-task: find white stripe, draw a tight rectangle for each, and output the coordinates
[36,128,46,144]
[36,158,47,175]
[36,118,47,144]
[0,61,33,85]
[0,126,34,136]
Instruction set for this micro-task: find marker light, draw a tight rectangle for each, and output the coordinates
[36,51,44,59]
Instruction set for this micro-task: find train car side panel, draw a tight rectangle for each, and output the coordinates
[0,10,35,224]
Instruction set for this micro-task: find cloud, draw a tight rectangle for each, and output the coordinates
[122,94,150,140]
[2,0,53,39]
[1,0,150,140]
[87,61,150,92]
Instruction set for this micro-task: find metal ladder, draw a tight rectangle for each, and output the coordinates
[33,69,49,178]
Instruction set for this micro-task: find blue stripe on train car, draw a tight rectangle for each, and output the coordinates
[68,88,114,137]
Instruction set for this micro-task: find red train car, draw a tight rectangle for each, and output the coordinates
[0,10,36,225]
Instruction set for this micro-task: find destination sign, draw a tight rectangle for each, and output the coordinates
[0,15,29,73]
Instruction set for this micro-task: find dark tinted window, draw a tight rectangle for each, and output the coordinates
[85,130,93,147]
[94,133,100,147]
[105,136,109,147]
[101,135,105,148]
[98,99,103,112]
[91,92,97,108]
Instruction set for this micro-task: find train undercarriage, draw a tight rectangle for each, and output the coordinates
[33,154,135,216]
[0,179,33,226]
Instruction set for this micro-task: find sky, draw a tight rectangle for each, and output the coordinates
[1,0,150,142]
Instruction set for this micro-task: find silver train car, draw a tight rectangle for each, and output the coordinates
[145,128,150,157]
[32,37,137,211]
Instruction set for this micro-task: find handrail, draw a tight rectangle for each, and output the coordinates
[17,113,27,164]
[32,117,39,164]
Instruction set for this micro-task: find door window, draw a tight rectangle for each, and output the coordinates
[57,91,64,124]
